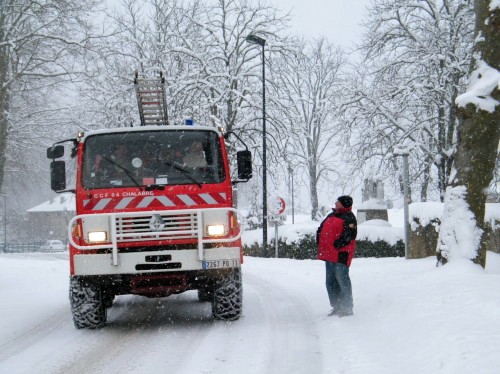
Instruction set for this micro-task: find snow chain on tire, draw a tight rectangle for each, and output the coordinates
[69,277,107,329]
[211,268,243,321]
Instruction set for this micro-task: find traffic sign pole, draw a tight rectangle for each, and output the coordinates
[275,224,279,258]
[269,196,286,258]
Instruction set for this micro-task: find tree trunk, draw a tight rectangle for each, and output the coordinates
[0,38,8,192]
[438,0,500,268]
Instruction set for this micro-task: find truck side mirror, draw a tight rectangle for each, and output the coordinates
[47,145,65,159]
[50,161,66,191]
[237,150,252,180]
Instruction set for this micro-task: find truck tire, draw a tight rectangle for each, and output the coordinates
[69,277,107,329]
[211,268,242,321]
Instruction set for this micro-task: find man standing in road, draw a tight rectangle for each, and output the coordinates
[316,196,357,317]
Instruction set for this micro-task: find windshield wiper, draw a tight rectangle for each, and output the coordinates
[101,156,142,188]
[165,161,203,188]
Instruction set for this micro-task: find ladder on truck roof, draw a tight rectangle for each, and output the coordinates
[134,71,169,126]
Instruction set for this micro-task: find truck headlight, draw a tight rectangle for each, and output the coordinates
[88,231,108,243]
[206,224,225,236]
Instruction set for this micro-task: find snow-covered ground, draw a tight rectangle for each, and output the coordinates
[1,249,499,374]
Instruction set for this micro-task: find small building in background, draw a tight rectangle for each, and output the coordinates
[26,193,75,243]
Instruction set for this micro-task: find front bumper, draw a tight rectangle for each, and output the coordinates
[73,246,241,276]
[68,208,243,267]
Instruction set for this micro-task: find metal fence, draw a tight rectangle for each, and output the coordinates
[0,242,58,253]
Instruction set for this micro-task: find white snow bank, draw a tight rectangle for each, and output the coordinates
[409,201,444,227]
[361,219,392,227]
[1,252,500,373]
[357,221,403,245]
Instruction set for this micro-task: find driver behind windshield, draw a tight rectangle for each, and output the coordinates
[155,146,182,174]
[183,140,207,169]
[107,144,129,179]
[93,144,150,186]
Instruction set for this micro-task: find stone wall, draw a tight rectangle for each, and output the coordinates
[409,218,440,259]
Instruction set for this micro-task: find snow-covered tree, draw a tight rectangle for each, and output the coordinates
[76,0,290,133]
[168,0,290,134]
[75,0,186,130]
[0,0,102,192]
[271,38,345,220]
[437,0,500,267]
[76,0,293,224]
[345,0,475,202]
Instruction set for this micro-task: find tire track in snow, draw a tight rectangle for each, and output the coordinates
[237,272,323,374]
[53,293,216,374]
[0,307,70,363]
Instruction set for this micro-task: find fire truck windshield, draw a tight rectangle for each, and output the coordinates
[82,130,226,189]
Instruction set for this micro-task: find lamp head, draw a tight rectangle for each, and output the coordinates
[246,34,266,46]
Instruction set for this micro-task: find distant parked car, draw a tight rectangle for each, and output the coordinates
[40,240,65,252]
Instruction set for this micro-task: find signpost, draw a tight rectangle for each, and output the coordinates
[269,196,286,258]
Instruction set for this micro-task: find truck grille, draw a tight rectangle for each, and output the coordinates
[115,213,199,243]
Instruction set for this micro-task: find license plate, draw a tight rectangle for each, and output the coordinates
[203,259,239,269]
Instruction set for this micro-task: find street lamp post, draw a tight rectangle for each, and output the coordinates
[288,165,295,224]
[0,194,6,252]
[246,33,268,255]
[394,148,410,259]
[402,153,410,259]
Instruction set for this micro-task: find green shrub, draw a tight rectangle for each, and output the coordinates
[243,236,404,259]
[355,239,405,258]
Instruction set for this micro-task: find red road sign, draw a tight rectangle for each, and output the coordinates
[270,196,286,215]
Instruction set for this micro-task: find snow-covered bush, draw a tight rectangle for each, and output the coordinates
[243,235,404,259]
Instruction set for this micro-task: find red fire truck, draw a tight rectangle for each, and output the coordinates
[47,74,252,328]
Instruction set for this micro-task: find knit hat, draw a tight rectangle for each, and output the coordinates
[337,195,353,208]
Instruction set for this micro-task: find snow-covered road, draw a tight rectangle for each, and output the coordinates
[0,253,324,374]
[1,252,500,374]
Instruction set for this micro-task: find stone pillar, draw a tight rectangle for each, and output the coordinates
[357,179,388,224]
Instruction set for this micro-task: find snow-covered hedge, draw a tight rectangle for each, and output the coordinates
[243,235,404,259]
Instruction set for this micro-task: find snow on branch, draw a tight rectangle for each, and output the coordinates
[490,0,500,11]
[455,60,500,112]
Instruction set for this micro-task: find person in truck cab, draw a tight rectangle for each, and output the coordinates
[103,144,130,178]
[91,144,139,186]
[156,146,182,174]
[183,140,207,169]
[90,145,127,178]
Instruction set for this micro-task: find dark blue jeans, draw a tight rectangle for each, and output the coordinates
[325,261,353,312]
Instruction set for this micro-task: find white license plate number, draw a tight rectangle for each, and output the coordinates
[203,259,239,269]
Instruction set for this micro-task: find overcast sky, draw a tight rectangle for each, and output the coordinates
[272,0,370,47]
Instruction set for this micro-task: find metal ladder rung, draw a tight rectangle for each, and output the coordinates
[143,111,164,116]
[137,89,163,94]
[142,106,163,110]
[139,94,161,97]
[135,78,162,83]
[143,115,165,119]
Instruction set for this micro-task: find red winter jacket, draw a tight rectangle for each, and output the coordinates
[317,207,357,267]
